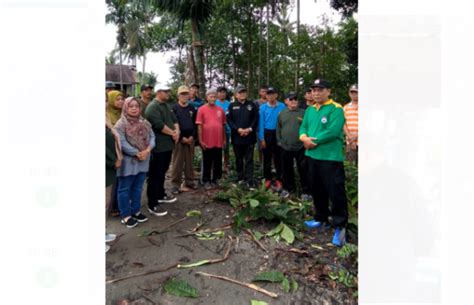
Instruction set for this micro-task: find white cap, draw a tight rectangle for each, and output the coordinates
[155,84,170,92]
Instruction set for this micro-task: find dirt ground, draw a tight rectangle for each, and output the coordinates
[106,173,358,305]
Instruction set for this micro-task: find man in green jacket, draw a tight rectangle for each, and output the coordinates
[144,87,180,216]
[299,78,348,247]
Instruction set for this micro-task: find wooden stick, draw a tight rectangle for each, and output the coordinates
[177,237,233,268]
[196,272,278,298]
[245,229,268,253]
[106,263,179,285]
[275,247,309,256]
[159,216,187,232]
[175,224,232,238]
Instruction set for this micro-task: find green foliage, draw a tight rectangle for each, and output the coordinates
[337,243,358,259]
[344,160,358,239]
[214,182,312,234]
[251,301,269,305]
[186,210,202,218]
[329,268,356,288]
[163,278,199,298]
[195,230,225,240]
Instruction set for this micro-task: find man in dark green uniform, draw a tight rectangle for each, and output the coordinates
[299,78,348,247]
[144,87,179,216]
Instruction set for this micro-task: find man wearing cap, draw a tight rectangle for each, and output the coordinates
[258,86,286,191]
[277,92,311,200]
[215,86,231,175]
[189,83,204,110]
[138,84,154,115]
[227,85,259,188]
[144,86,179,216]
[170,85,197,194]
[343,84,358,163]
[196,88,227,190]
[299,88,315,110]
[299,78,348,247]
[106,81,115,94]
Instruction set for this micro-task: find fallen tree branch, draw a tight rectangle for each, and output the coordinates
[160,216,188,232]
[275,247,309,256]
[196,271,278,298]
[175,224,232,238]
[177,237,233,268]
[245,229,268,253]
[106,263,179,285]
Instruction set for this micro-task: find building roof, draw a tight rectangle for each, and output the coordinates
[106,64,138,85]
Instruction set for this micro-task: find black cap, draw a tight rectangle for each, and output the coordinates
[190,83,200,89]
[106,81,115,89]
[285,91,297,100]
[266,86,277,94]
[217,86,228,92]
[140,84,153,91]
[235,85,247,93]
[310,78,331,89]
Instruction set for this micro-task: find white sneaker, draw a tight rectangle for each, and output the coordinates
[106,233,117,243]
[106,244,111,253]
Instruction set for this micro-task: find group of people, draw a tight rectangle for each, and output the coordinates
[105,78,359,252]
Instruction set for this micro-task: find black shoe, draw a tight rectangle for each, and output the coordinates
[247,180,257,191]
[158,195,177,204]
[121,217,138,228]
[132,212,148,223]
[148,205,168,216]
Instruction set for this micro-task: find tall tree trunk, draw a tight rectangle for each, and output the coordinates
[191,19,206,97]
[142,53,146,77]
[246,8,253,96]
[295,0,300,94]
[266,5,270,85]
[119,47,124,92]
[231,18,237,88]
[257,9,263,87]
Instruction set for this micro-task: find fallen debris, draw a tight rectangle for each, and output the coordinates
[245,229,268,253]
[196,271,279,298]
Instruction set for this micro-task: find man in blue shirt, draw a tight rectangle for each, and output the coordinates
[216,86,231,174]
[189,83,204,110]
[258,87,286,191]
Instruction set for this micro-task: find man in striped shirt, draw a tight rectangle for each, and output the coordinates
[343,84,358,163]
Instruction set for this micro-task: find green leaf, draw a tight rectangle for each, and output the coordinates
[177,260,210,268]
[281,278,290,293]
[253,271,285,283]
[290,279,298,293]
[266,223,284,237]
[328,272,338,280]
[250,301,268,305]
[249,199,259,208]
[253,230,263,241]
[163,278,199,298]
[280,223,295,244]
[186,210,202,218]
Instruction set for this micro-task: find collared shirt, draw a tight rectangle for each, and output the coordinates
[216,99,231,135]
[258,101,286,140]
[299,99,345,162]
[172,102,197,140]
[277,108,305,151]
[226,99,259,145]
[343,101,358,144]
[138,97,152,116]
[144,99,178,153]
[189,97,204,110]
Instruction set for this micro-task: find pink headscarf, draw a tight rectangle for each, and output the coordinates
[114,97,152,151]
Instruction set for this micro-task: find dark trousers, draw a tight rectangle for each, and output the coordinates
[233,144,255,182]
[281,148,310,193]
[202,147,223,182]
[262,129,282,180]
[147,150,172,208]
[307,158,348,227]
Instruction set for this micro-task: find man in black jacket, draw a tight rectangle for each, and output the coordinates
[227,85,259,188]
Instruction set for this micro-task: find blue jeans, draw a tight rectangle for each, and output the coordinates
[117,172,147,219]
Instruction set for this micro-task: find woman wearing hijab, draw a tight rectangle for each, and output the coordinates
[107,90,125,216]
[114,97,155,228]
[107,90,125,125]
[106,93,123,252]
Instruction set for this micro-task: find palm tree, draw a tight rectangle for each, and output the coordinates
[106,0,130,91]
[152,0,215,97]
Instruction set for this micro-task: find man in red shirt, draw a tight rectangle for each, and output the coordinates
[196,88,227,190]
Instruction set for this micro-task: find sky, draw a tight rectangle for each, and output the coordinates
[105,0,344,86]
